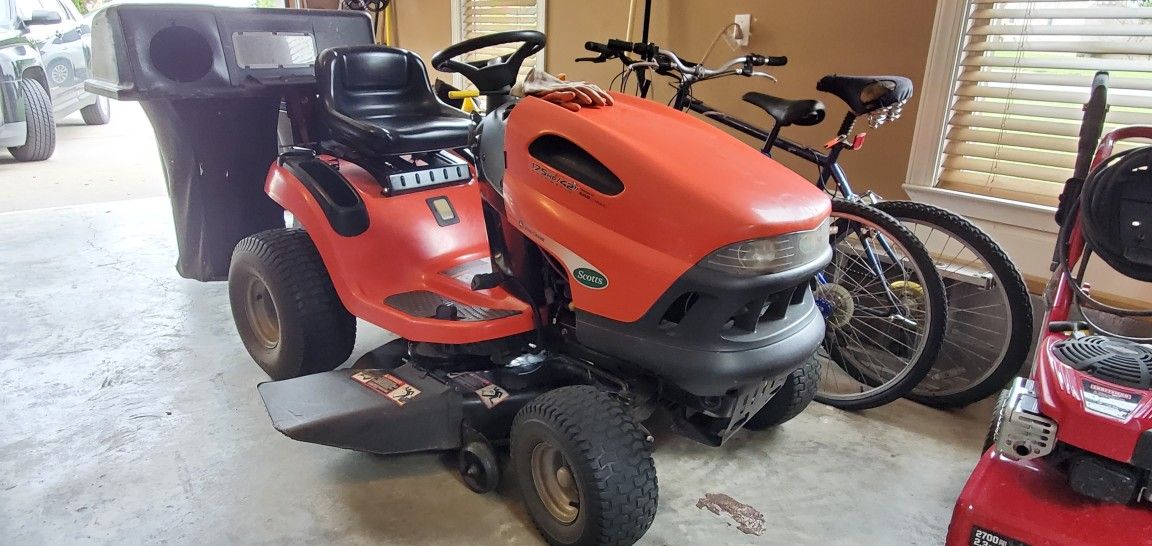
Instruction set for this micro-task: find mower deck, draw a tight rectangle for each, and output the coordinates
[259,359,570,456]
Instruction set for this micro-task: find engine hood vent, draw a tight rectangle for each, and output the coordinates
[1053,336,1152,390]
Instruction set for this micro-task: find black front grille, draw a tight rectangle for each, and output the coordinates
[1052,336,1152,390]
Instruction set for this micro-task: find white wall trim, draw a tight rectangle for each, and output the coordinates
[449,0,463,87]
[536,0,547,71]
[903,184,1057,234]
[449,0,547,87]
[450,0,462,46]
[905,0,971,188]
[896,1,1148,304]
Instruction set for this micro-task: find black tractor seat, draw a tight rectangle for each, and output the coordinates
[816,74,913,117]
[741,92,826,127]
[317,46,472,156]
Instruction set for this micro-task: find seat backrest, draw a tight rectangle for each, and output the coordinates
[317,46,443,122]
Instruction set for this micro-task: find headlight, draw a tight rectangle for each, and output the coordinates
[701,221,830,276]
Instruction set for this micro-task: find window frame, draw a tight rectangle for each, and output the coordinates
[448,0,547,88]
[904,0,1150,303]
[905,0,1081,232]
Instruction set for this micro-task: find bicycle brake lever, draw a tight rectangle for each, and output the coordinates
[575,55,608,63]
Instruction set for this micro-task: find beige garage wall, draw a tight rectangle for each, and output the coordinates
[390,1,936,199]
[393,1,673,85]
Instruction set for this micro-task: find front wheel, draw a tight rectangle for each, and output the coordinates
[744,356,820,430]
[814,199,948,411]
[511,386,657,546]
[7,79,55,162]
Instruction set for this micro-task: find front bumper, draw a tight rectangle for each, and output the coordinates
[0,120,26,148]
[575,247,831,396]
[0,79,26,148]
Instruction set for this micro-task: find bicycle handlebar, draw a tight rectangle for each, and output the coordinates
[747,53,789,67]
[581,39,785,82]
[584,41,611,54]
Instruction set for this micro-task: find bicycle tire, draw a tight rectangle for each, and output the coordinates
[874,200,1034,408]
[814,199,948,410]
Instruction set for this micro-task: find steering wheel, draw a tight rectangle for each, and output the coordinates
[431,30,546,94]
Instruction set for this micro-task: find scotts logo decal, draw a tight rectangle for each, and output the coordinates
[573,267,609,290]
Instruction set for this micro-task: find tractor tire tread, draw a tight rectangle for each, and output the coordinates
[232,228,355,377]
[513,386,657,545]
[745,356,820,430]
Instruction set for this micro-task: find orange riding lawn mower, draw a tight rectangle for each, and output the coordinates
[87,5,837,544]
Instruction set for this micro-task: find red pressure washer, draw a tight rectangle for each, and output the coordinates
[947,72,1152,545]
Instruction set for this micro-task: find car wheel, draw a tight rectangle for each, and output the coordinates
[47,60,72,87]
[7,79,55,162]
[80,95,111,126]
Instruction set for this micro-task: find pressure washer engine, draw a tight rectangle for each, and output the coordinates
[947,72,1152,545]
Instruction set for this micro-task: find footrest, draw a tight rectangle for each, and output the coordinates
[384,290,520,321]
[259,364,463,455]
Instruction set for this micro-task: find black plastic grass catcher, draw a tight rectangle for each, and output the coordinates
[85,5,374,280]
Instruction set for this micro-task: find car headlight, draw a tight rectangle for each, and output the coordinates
[701,221,830,276]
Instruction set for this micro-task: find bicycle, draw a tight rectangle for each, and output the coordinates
[580,40,951,410]
[580,39,1033,409]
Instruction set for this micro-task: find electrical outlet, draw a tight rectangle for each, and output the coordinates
[733,14,751,47]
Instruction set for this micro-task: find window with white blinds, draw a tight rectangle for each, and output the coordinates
[451,0,546,88]
[939,0,1152,205]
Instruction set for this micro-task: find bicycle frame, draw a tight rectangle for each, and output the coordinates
[683,97,859,199]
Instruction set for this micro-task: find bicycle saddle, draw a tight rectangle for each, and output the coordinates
[742,92,826,127]
[816,75,913,117]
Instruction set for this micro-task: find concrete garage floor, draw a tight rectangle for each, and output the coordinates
[1,105,994,545]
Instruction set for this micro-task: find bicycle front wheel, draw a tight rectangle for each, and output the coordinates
[873,200,1034,409]
[814,199,948,411]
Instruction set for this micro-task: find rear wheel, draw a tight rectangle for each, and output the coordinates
[228,228,355,380]
[815,199,947,410]
[81,95,112,126]
[511,386,657,546]
[7,79,55,162]
[873,200,1033,408]
[744,356,820,430]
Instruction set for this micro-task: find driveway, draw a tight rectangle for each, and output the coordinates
[1,102,164,213]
